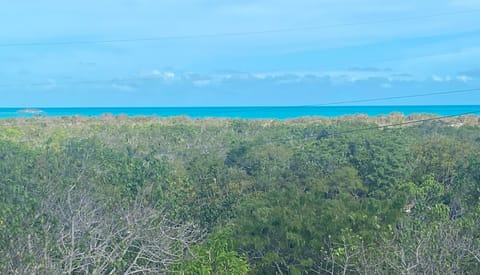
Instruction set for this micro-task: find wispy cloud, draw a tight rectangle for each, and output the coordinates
[111,83,136,91]
[1,1,480,106]
[125,68,472,89]
[141,70,176,81]
[456,75,473,82]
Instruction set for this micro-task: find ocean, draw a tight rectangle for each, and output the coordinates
[1,106,479,119]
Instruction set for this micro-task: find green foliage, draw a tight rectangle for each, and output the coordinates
[176,230,249,274]
[1,115,480,273]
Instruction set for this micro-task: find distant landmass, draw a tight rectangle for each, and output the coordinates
[1,106,479,119]
[17,109,44,115]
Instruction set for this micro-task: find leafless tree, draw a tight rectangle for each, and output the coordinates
[2,183,201,274]
[311,221,480,275]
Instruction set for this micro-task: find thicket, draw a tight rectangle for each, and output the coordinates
[1,114,480,274]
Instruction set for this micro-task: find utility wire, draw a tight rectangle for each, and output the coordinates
[7,104,478,154]
[0,9,479,48]
[307,88,480,106]
[252,110,480,144]
[1,72,480,108]
[145,110,480,156]
[3,86,480,118]
[235,110,480,151]
[178,87,480,115]
[322,110,480,137]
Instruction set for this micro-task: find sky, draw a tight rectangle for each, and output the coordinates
[1,0,480,107]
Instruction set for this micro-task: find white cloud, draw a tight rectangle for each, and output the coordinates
[125,68,475,90]
[431,75,454,82]
[137,69,418,86]
[111,83,136,91]
[142,70,176,81]
[457,75,473,82]
[252,73,269,80]
[432,75,445,82]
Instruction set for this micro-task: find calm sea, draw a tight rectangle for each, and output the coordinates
[1,106,479,119]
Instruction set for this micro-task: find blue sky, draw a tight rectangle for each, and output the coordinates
[1,0,480,107]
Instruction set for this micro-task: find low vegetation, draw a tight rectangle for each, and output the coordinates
[1,114,480,274]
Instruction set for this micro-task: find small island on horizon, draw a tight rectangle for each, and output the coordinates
[16,108,44,116]
[1,105,479,120]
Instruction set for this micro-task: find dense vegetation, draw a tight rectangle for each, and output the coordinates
[1,114,480,274]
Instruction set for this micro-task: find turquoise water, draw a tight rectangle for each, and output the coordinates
[1,106,480,119]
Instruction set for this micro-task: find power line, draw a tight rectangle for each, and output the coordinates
[1,72,479,107]
[1,9,479,48]
[149,110,480,156]
[323,110,480,137]
[5,103,478,155]
[307,88,480,106]
[253,110,480,144]
[2,82,480,117]
[234,110,480,150]
[179,87,480,115]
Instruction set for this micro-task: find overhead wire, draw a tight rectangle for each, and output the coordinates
[0,8,478,126]
[143,109,480,156]
[0,9,479,48]
[306,88,480,106]
[256,110,480,144]
[2,83,480,117]
[0,8,477,111]
[1,71,480,109]
[321,110,480,137]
